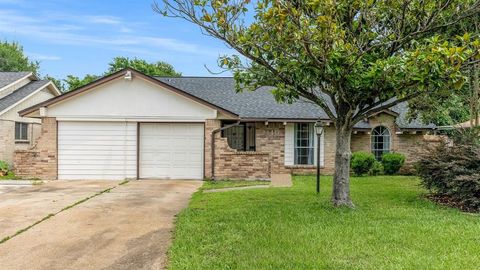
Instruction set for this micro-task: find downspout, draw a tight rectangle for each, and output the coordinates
[211,121,241,180]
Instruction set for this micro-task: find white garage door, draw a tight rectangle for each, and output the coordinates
[58,121,137,180]
[139,123,204,179]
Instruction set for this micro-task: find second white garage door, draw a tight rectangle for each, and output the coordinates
[139,123,204,179]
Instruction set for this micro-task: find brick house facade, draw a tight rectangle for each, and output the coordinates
[0,72,60,165]
[14,69,436,180]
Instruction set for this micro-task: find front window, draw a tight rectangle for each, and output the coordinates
[222,122,256,151]
[15,122,28,141]
[294,123,314,165]
[371,126,390,160]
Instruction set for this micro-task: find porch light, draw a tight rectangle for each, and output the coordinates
[314,120,325,135]
[314,120,325,194]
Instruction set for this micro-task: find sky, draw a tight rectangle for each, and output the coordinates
[0,0,235,79]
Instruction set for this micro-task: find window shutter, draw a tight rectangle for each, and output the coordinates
[284,123,294,165]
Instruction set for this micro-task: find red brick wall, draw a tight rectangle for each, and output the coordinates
[14,117,57,179]
[207,115,436,180]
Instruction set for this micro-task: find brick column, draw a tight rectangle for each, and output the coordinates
[204,119,221,179]
[14,117,57,179]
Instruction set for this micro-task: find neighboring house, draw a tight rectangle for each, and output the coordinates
[0,72,60,165]
[457,118,479,128]
[15,68,435,180]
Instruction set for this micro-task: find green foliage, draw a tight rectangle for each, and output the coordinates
[382,153,406,175]
[409,80,472,126]
[61,57,181,92]
[417,130,480,212]
[369,161,384,176]
[63,74,99,91]
[107,56,181,77]
[0,160,9,176]
[0,41,39,74]
[351,152,375,176]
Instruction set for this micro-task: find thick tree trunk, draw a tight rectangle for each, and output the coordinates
[332,122,354,208]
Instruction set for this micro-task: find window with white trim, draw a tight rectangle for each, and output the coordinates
[15,122,28,141]
[371,126,390,160]
[294,123,314,165]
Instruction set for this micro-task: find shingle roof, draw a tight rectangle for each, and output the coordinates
[0,80,50,113]
[0,72,31,89]
[156,76,435,129]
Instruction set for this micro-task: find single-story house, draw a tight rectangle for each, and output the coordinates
[0,72,60,165]
[15,68,436,180]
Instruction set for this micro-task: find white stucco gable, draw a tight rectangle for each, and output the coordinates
[44,75,219,121]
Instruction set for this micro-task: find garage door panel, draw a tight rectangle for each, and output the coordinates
[58,121,137,180]
[140,123,203,179]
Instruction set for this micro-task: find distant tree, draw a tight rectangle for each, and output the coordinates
[62,57,181,92]
[157,0,480,207]
[107,56,181,77]
[63,74,99,91]
[0,41,39,74]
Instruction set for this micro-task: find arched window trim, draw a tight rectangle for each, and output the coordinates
[371,126,391,160]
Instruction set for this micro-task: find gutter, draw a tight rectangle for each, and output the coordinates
[211,121,241,180]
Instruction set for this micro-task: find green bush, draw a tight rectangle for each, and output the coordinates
[369,161,384,176]
[418,147,478,208]
[0,160,9,176]
[351,152,376,176]
[382,153,405,175]
[417,128,480,212]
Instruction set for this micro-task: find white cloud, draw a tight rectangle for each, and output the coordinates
[26,52,61,61]
[0,9,222,57]
[85,15,121,25]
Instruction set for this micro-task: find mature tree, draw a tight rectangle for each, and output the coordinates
[63,74,99,91]
[62,57,181,92]
[0,41,39,74]
[409,16,480,126]
[107,56,181,77]
[155,0,480,207]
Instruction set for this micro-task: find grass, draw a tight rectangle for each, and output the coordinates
[201,179,269,190]
[168,175,480,269]
[0,172,22,180]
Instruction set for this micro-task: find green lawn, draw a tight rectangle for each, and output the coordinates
[168,175,480,269]
[201,180,269,190]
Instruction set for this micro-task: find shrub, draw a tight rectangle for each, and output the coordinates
[0,160,9,176]
[351,152,375,176]
[417,128,480,212]
[382,153,405,175]
[369,161,384,176]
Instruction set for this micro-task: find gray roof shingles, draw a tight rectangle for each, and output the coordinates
[0,72,31,89]
[156,76,435,129]
[0,80,50,113]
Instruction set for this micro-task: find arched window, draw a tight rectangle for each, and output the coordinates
[371,126,391,160]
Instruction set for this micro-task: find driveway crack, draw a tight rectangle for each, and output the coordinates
[0,180,129,244]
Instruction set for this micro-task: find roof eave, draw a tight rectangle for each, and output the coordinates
[19,68,239,118]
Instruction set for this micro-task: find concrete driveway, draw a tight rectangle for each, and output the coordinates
[0,180,202,270]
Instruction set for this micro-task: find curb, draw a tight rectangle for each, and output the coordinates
[0,180,39,186]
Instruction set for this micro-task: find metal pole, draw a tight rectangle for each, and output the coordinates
[316,133,320,194]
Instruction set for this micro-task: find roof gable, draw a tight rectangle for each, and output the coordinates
[20,69,237,118]
[0,80,52,115]
[42,74,219,120]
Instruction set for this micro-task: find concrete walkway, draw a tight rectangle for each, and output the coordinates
[271,174,293,187]
[0,180,201,270]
